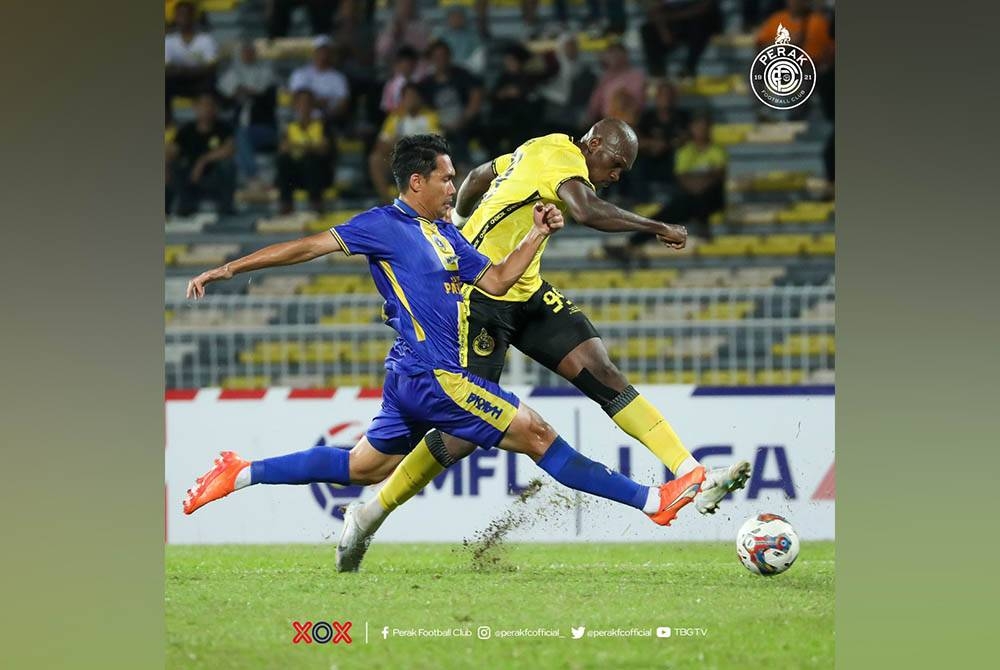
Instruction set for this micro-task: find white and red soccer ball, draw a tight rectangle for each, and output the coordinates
[736,513,800,576]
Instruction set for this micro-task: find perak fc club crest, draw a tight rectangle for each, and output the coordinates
[749,23,816,110]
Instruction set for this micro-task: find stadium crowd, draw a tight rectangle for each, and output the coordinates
[165,0,834,239]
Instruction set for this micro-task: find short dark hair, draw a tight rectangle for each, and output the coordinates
[395,45,419,62]
[426,39,451,59]
[390,134,450,192]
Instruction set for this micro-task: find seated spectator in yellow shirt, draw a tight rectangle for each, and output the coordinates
[368,83,440,197]
[275,90,334,215]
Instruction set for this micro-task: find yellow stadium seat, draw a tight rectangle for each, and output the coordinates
[697,236,756,257]
[776,201,835,223]
[804,233,836,255]
[200,0,241,12]
[695,301,755,320]
[698,370,752,386]
[711,123,753,145]
[752,234,811,256]
[319,307,382,325]
[327,373,383,388]
[772,334,836,356]
[222,375,271,390]
[165,244,186,266]
[754,370,806,385]
[750,171,809,191]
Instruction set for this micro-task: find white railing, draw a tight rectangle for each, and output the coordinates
[165,285,835,388]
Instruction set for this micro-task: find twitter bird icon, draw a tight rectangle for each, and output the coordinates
[571,626,586,639]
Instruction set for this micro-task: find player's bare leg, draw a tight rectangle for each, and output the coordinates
[556,336,750,513]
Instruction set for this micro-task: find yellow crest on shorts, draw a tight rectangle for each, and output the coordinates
[473,328,495,356]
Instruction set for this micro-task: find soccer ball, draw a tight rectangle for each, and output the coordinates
[736,513,800,576]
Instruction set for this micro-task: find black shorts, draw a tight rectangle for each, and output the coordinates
[466,281,601,382]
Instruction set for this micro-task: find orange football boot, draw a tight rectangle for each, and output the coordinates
[183,451,250,515]
[647,466,706,527]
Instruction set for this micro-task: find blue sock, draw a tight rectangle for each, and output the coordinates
[535,436,649,510]
[250,446,351,485]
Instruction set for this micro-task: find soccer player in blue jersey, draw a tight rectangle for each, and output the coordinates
[182,135,709,548]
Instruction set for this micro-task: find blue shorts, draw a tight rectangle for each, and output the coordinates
[366,368,521,455]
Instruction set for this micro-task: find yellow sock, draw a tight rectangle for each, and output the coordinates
[609,392,692,475]
[376,436,445,512]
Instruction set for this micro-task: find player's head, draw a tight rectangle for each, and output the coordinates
[579,118,639,188]
[391,134,456,219]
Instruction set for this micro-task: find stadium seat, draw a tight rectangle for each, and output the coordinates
[239,342,306,365]
[221,375,271,389]
[754,369,806,385]
[776,201,835,223]
[772,334,836,356]
[175,243,241,267]
[327,373,383,388]
[165,244,186,266]
[711,124,753,145]
[804,233,836,255]
[752,234,812,256]
[247,275,311,296]
[696,235,757,257]
[319,307,383,325]
[672,268,732,288]
[695,301,755,320]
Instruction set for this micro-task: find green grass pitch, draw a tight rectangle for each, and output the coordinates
[166,541,834,669]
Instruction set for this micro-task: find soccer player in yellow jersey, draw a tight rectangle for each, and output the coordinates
[336,119,751,571]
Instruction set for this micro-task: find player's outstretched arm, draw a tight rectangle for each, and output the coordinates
[186,231,343,299]
[453,159,498,222]
[476,203,563,296]
[558,179,687,248]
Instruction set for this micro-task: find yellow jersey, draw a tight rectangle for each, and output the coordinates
[462,134,594,302]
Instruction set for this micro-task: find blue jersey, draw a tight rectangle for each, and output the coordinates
[329,199,493,374]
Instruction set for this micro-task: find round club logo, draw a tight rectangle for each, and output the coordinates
[749,23,816,110]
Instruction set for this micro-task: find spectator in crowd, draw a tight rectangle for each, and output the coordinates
[289,35,351,124]
[586,43,646,125]
[634,80,690,196]
[165,109,178,216]
[379,46,421,115]
[276,90,334,214]
[169,93,237,217]
[418,40,484,168]
[368,84,440,197]
[605,114,726,263]
[741,0,784,31]
[640,0,724,79]
[165,0,219,113]
[755,0,834,70]
[217,40,278,186]
[539,34,596,133]
[375,0,431,69]
[267,0,337,40]
[432,7,480,69]
[484,44,547,157]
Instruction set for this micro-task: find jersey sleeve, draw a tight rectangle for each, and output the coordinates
[491,153,514,177]
[329,212,391,257]
[444,226,492,284]
[541,146,594,200]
